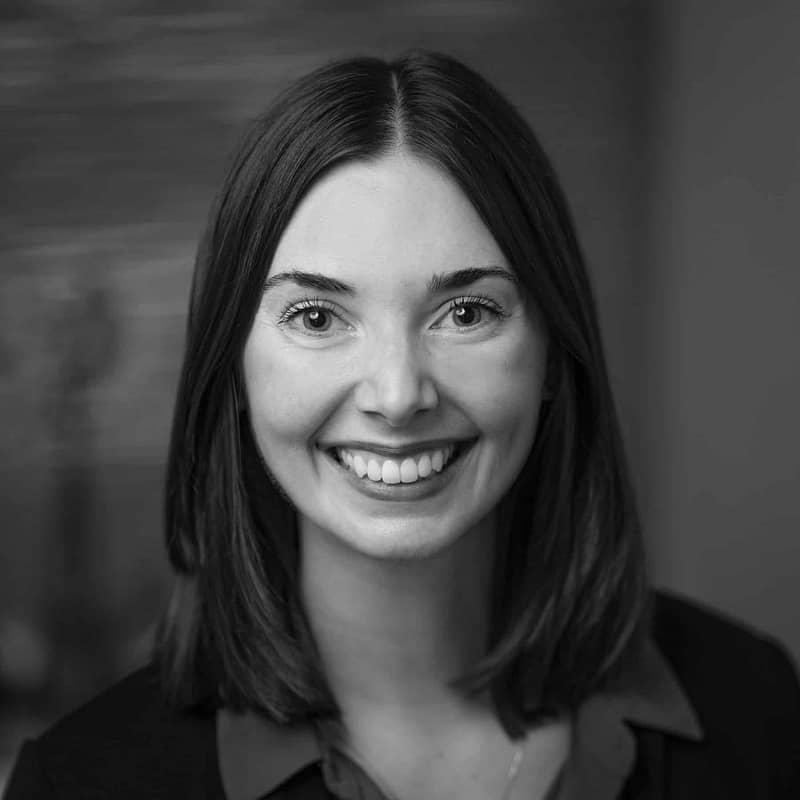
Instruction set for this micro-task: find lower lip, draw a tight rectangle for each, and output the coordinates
[320,443,475,502]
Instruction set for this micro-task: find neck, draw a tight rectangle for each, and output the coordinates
[299,515,496,719]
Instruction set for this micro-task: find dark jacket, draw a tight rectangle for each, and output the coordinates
[4,591,799,799]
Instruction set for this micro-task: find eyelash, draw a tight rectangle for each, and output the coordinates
[276,297,339,327]
[446,295,508,320]
[276,294,508,330]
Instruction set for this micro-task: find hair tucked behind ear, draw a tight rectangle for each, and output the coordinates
[157,49,649,732]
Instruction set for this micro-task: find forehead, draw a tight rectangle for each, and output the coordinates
[269,152,510,285]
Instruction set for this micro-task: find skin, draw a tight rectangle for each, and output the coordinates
[242,151,568,799]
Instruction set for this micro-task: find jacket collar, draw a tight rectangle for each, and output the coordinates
[556,638,703,799]
[217,638,702,800]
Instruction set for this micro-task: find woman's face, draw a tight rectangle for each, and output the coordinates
[243,152,548,559]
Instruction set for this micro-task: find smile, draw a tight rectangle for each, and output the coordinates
[332,444,461,485]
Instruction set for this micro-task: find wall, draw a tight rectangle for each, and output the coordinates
[639,0,800,659]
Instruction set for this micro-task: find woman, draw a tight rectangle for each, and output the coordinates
[5,51,799,800]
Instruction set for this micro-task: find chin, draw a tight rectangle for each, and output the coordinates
[352,526,462,561]
[306,505,494,563]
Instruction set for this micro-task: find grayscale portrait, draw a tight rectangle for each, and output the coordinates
[1,4,798,799]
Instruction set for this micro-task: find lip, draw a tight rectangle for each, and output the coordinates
[318,438,476,459]
[318,438,476,502]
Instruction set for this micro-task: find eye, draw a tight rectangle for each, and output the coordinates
[277,298,350,336]
[433,295,506,331]
[300,307,332,331]
[452,304,482,327]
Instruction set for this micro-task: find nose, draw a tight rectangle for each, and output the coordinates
[354,336,439,427]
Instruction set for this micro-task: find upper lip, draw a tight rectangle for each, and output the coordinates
[320,438,475,458]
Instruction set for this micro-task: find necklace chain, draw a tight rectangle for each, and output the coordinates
[499,743,525,800]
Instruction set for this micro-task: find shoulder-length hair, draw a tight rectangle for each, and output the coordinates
[158,50,648,736]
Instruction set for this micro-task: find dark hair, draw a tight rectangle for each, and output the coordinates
[158,50,648,736]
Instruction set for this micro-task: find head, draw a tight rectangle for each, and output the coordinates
[160,51,648,730]
[242,149,548,564]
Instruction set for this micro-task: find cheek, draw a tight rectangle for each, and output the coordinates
[242,333,342,452]
[437,332,547,442]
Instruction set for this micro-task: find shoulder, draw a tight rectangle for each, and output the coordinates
[650,590,800,794]
[3,664,224,800]
[651,589,800,703]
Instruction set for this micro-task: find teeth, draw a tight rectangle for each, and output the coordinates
[417,454,432,478]
[382,460,401,484]
[399,458,417,483]
[335,444,458,485]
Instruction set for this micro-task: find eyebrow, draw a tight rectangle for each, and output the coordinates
[263,270,355,294]
[427,266,517,292]
[262,265,517,295]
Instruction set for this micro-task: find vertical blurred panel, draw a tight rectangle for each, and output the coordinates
[639,1,800,659]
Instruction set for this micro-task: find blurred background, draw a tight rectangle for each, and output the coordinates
[1,0,798,787]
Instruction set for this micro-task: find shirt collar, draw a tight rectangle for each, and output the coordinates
[217,638,703,800]
[556,638,703,799]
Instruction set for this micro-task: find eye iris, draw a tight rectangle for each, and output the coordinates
[453,305,480,326]
[303,308,330,330]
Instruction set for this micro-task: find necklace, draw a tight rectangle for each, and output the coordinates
[332,727,538,800]
[499,743,525,800]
